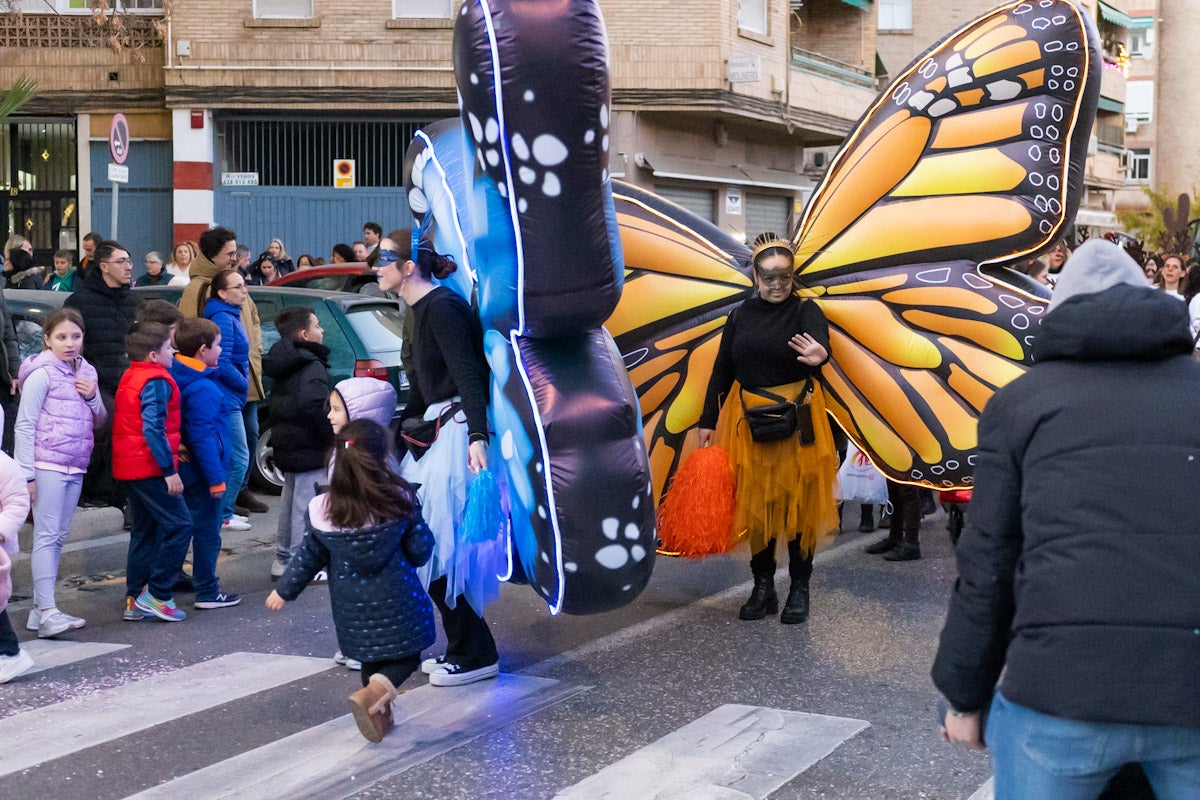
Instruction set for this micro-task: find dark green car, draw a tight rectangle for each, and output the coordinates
[5,286,407,492]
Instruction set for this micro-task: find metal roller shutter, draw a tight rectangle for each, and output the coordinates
[654,185,717,224]
[746,194,791,241]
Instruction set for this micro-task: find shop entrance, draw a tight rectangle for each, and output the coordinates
[1,118,78,263]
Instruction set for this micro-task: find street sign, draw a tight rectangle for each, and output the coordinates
[334,159,356,189]
[107,163,129,183]
[221,172,260,186]
[728,55,761,83]
[109,113,130,165]
[725,187,743,215]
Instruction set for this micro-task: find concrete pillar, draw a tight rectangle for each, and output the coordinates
[172,108,214,244]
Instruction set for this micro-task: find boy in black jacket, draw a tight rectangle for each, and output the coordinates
[262,307,332,581]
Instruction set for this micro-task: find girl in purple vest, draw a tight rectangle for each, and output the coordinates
[15,308,107,638]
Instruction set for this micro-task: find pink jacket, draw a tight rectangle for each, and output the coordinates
[0,428,31,560]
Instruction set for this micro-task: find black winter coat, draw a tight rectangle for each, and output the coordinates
[932,284,1200,727]
[262,338,333,473]
[275,506,436,664]
[0,291,21,389]
[63,266,138,396]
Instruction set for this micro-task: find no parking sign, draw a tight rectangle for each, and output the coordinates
[333,159,356,189]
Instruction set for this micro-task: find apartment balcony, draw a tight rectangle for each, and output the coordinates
[788,47,878,143]
[0,11,162,48]
[0,12,164,109]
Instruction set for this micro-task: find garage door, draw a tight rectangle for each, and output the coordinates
[746,193,791,241]
[655,185,717,224]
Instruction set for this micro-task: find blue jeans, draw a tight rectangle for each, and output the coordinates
[221,410,249,523]
[988,690,1200,800]
[180,480,223,600]
[124,477,192,602]
[241,401,260,492]
[0,610,18,657]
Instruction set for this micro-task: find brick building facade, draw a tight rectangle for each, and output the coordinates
[1,0,883,264]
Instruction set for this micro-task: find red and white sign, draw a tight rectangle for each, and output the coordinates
[109,113,131,165]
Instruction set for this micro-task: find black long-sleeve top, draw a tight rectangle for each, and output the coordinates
[402,287,490,443]
[699,294,830,429]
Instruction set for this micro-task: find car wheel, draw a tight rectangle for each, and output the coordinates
[251,425,285,495]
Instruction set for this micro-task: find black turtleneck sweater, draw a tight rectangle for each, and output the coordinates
[699,294,830,429]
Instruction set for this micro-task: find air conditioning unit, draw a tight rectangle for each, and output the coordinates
[1087,134,1098,155]
[790,0,803,9]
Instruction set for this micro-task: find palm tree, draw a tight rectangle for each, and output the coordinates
[0,76,37,121]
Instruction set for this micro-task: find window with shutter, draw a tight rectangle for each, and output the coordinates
[254,0,314,19]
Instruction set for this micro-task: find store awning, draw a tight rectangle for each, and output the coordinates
[1097,96,1124,113]
[1099,2,1137,29]
[1073,208,1121,229]
[839,0,872,9]
[638,154,812,192]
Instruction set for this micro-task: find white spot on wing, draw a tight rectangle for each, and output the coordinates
[532,134,568,166]
[596,544,629,569]
[987,80,1023,101]
[624,523,639,540]
[584,129,595,144]
[928,98,958,117]
[602,517,619,540]
[484,117,499,144]
[511,133,530,161]
[519,166,536,185]
[542,172,561,197]
[523,89,534,102]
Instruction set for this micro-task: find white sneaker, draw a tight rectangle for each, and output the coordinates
[0,649,35,683]
[27,608,86,631]
[310,570,328,585]
[420,655,447,675]
[38,609,85,638]
[333,650,363,670]
[428,660,500,687]
[222,517,252,531]
[231,513,249,524]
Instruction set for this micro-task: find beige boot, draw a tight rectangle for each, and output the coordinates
[348,673,398,743]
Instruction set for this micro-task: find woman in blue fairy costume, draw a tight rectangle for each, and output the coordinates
[377,229,502,688]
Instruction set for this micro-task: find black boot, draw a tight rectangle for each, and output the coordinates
[781,540,813,624]
[739,542,778,620]
[858,504,875,533]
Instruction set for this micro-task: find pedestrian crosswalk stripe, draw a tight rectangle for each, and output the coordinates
[17,639,131,676]
[969,777,994,799]
[0,651,331,778]
[120,674,588,800]
[553,704,869,799]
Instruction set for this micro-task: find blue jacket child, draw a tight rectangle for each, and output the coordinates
[159,318,239,608]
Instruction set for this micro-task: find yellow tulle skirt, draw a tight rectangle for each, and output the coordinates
[714,379,840,558]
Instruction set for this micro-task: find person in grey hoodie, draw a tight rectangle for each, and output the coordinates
[933,240,1200,799]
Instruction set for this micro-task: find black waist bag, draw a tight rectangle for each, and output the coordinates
[398,401,463,460]
[740,380,815,445]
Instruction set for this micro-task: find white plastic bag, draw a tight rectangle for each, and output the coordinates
[835,443,889,505]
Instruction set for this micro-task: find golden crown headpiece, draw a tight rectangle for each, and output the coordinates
[749,232,795,264]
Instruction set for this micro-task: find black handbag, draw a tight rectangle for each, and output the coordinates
[740,379,815,445]
[398,401,463,460]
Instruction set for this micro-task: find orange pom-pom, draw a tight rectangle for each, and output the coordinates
[657,446,737,558]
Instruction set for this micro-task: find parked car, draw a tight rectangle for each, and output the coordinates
[4,286,407,493]
[268,264,382,294]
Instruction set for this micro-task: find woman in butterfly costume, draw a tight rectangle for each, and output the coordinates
[697,235,839,624]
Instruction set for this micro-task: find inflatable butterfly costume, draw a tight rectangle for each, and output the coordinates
[407,0,1102,614]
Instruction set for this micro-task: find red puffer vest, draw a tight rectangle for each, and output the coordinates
[112,361,181,481]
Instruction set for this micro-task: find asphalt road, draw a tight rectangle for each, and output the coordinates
[1,496,994,800]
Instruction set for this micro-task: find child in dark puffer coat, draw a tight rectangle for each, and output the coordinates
[266,419,435,744]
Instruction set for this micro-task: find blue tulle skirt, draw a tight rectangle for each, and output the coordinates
[400,400,505,615]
